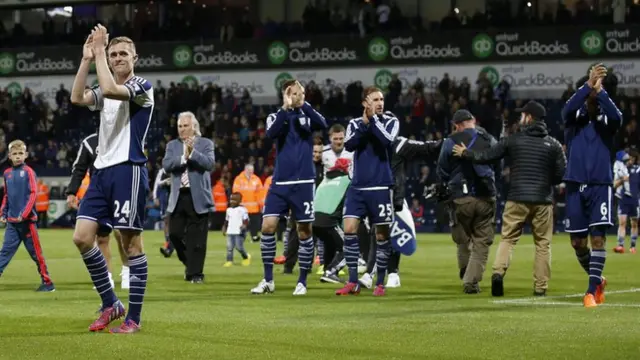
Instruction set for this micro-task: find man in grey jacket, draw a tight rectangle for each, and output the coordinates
[162,111,215,283]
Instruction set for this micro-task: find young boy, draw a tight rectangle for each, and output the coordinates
[222,192,251,267]
[0,140,55,291]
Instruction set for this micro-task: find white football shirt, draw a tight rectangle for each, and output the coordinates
[226,206,249,235]
[89,76,154,169]
[322,144,354,174]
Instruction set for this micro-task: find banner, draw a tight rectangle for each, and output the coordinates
[46,200,67,225]
[0,25,638,76]
[1,59,639,109]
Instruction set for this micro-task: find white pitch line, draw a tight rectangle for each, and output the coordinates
[492,288,640,304]
[492,301,640,308]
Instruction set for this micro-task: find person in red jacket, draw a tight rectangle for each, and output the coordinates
[0,140,55,292]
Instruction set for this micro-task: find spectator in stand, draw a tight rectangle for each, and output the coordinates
[411,198,425,226]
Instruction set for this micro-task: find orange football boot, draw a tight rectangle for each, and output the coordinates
[583,293,597,308]
[595,276,607,304]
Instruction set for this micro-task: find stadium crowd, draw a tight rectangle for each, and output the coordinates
[1,0,639,47]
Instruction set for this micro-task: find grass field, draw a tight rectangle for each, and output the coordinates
[0,230,639,360]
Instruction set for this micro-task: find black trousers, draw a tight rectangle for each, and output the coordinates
[248,213,262,239]
[37,211,48,228]
[284,225,299,271]
[358,222,371,261]
[169,189,209,279]
[314,225,344,267]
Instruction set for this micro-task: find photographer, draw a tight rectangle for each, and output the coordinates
[452,101,566,297]
[437,110,499,294]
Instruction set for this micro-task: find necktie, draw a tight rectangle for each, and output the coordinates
[181,170,189,188]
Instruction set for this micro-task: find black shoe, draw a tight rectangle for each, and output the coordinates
[459,267,466,280]
[320,273,344,284]
[160,247,173,258]
[491,274,504,297]
[533,289,546,297]
[190,275,204,284]
[36,283,56,292]
[252,236,261,243]
[463,283,481,294]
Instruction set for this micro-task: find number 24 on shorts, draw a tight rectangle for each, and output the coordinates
[114,200,131,218]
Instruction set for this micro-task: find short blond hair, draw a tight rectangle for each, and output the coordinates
[108,36,136,54]
[8,140,26,152]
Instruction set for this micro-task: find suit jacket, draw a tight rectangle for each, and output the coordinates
[162,137,215,215]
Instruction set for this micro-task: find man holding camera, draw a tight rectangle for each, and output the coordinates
[437,110,499,294]
[452,101,566,297]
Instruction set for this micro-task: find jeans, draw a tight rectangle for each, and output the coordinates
[226,234,248,261]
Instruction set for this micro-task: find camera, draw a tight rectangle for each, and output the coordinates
[424,183,451,203]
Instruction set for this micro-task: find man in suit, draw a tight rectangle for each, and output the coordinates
[162,112,216,283]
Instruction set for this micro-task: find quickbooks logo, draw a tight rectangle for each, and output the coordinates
[173,45,193,68]
[268,41,288,65]
[0,52,16,75]
[480,66,500,87]
[373,69,393,90]
[274,72,294,91]
[5,82,21,97]
[472,34,494,58]
[368,37,389,61]
[181,75,199,88]
[275,40,356,64]
[478,33,569,57]
[581,30,603,55]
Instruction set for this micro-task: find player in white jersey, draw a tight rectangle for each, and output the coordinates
[322,124,354,174]
[70,25,152,334]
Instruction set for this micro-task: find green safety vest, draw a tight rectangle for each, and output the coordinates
[314,174,351,215]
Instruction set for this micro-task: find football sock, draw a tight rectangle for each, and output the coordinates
[575,248,591,275]
[283,226,291,251]
[297,237,314,286]
[126,254,148,325]
[617,232,625,247]
[261,233,276,282]
[587,249,606,294]
[375,240,391,286]
[316,238,324,265]
[631,235,637,248]
[82,246,118,307]
[344,234,360,283]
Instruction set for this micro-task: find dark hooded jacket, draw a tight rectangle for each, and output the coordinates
[461,121,567,204]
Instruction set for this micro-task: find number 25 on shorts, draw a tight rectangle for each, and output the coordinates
[378,204,392,217]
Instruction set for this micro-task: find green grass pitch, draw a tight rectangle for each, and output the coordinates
[0,230,639,360]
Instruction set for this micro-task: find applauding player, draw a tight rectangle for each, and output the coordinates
[561,63,622,308]
[336,86,399,296]
[251,80,327,295]
[70,25,153,332]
